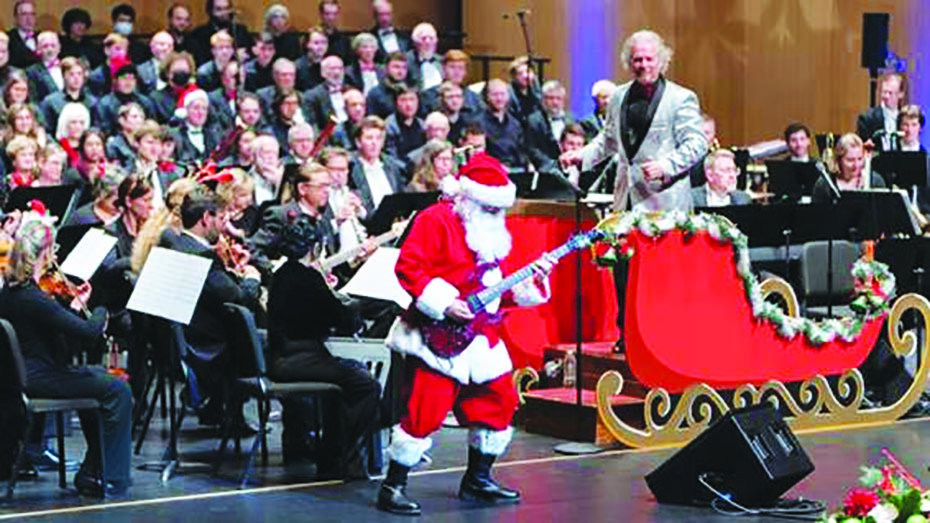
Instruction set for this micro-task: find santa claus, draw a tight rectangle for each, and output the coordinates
[379,153,552,516]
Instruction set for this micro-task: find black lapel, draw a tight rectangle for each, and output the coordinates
[642,78,667,137]
[619,88,632,158]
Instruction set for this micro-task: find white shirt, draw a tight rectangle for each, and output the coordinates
[48,64,63,91]
[187,126,205,153]
[252,169,279,205]
[419,59,443,91]
[379,29,400,54]
[790,156,810,162]
[361,70,379,95]
[882,106,899,134]
[549,113,566,143]
[359,156,394,209]
[706,189,731,207]
[330,91,347,122]
[902,141,921,152]
[18,29,36,51]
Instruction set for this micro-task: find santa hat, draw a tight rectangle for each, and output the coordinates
[174,87,208,121]
[456,153,516,209]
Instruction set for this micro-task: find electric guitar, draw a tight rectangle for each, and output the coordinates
[404,229,603,358]
[316,219,410,273]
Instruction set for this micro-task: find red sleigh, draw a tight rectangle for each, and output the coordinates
[592,211,930,449]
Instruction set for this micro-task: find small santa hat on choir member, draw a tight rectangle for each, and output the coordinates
[174,87,208,121]
[455,152,516,209]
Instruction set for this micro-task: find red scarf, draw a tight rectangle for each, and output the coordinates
[59,138,80,168]
[9,170,33,189]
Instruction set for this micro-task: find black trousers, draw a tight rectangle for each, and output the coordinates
[270,350,381,471]
[613,258,629,331]
[25,361,133,488]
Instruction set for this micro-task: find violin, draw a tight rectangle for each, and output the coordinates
[37,264,128,380]
[215,233,252,278]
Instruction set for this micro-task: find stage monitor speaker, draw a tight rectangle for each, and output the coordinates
[645,404,814,508]
[862,13,890,70]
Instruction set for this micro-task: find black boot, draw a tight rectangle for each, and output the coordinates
[376,461,421,516]
[458,447,520,503]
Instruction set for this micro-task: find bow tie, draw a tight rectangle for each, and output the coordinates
[328,84,343,94]
[188,128,203,136]
[359,63,377,73]
[379,28,394,35]
[45,59,60,68]
[21,29,34,40]
[550,115,564,122]
[630,81,657,102]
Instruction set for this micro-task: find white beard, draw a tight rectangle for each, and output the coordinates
[454,197,511,263]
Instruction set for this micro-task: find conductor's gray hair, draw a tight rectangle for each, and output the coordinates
[620,30,672,75]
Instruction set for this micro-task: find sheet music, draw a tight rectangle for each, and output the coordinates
[338,247,411,309]
[126,247,212,325]
[58,228,117,281]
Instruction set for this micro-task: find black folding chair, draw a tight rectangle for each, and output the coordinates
[220,303,341,488]
[0,318,106,498]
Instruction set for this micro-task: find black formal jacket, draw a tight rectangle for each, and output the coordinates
[349,154,407,216]
[94,91,158,136]
[370,26,411,64]
[0,283,106,368]
[856,106,890,144]
[294,56,324,92]
[60,36,104,69]
[244,59,274,93]
[188,21,255,66]
[303,83,339,129]
[159,230,261,361]
[172,123,223,164]
[480,108,526,168]
[207,88,237,130]
[525,110,576,171]
[248,200,339,278]
[6,28,38,69]
[39,90,99,135]
[105,133,136,170]
[267,259,360,359]
[25,62,62,101]
[344,62,385,93]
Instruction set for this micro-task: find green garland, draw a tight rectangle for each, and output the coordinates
[594,210,895,345]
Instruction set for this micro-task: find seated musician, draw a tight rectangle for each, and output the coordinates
[107,175,154,259]
[898,104,925,153]
[160,187,263,427]
[784,122,816,162]
[812,133,886,203]
[0,211,132,497]
[322,147,369,256]
[691,149,751,207]
[248,134,286,207]
[215,168,260,239]
[407,139,454,193]
[266,212,380,478]
[65,165,126,227]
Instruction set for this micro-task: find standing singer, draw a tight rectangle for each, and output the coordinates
[560,30,707,349]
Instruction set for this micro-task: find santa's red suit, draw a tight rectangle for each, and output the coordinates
[385,155,550,470]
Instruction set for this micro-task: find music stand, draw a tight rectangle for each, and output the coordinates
[5,185,80,223]
[365,191,439,235]
[765,160,822,203]
[55,223,96,261]
[509,169,581,201]
[871,151,929,192]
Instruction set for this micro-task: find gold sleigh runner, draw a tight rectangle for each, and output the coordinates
[585,210,929,449]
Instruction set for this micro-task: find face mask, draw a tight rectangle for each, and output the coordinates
[171,70,191,86]
[114,21,133,36]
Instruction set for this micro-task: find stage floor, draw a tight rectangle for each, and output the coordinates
[3,404,930,522]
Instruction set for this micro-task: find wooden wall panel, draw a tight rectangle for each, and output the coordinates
[464,0,914,147]
[0,1,453,39]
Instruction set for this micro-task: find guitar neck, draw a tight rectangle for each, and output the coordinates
[318,227,398,272]
[465,237,582,313]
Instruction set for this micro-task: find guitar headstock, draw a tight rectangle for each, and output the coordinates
[568,229,606,250]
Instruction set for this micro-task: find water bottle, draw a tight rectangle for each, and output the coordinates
[562,350,576,388]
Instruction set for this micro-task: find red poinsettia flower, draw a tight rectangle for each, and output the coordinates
[879,466,897,494]
[843,487,880,517]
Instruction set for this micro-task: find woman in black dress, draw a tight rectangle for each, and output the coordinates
[0,212,133,497]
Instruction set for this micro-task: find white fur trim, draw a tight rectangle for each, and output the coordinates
[511,275,550,307]
[389,425,433,467]
[174,107,187,120]
[440,175,461,197]
[459,176,516,208]
[468,426,513,456]
[183,89,209,110]
[385,318,512,385]
[416,278,460,320]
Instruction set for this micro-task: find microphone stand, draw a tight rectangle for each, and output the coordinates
[817,168,842,317]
